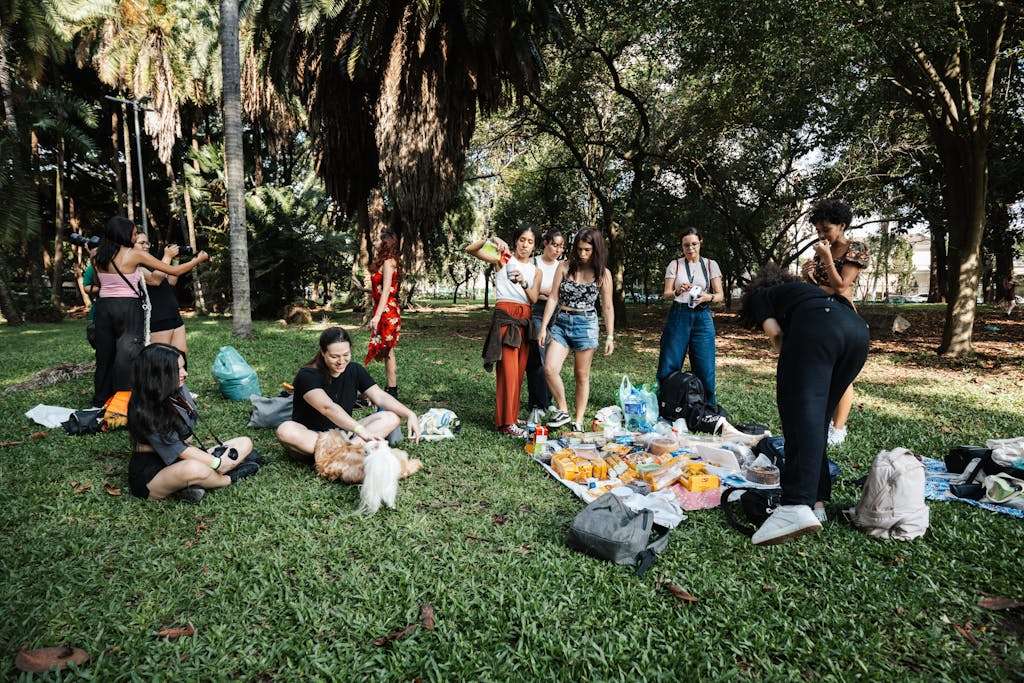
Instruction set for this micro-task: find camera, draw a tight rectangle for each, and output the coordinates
[212,444,239,461]
[176,244,195,258]
[687,284,704,308]
[69,232,101,249]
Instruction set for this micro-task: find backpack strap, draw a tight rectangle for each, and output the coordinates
[721,486,757,537]
[633,510,670,576]
[701,258,710,285]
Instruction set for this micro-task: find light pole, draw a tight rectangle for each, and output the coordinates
[104,95,152,236]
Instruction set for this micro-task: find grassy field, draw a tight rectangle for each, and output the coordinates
[1,304,1023,681]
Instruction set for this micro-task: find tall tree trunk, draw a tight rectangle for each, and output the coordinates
[348,201,372,311]
[122,104,135,222]
[185,132,207,313]
[221,0,252,336]
[928,221,947,303]
[0,32,16,133]
[938,138,987,356]
[51,146,65,310]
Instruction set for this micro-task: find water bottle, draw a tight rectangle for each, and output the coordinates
[623,395,644,431]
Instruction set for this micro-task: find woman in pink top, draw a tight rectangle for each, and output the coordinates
[91,216,209,407]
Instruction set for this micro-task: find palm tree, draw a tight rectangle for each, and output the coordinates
[251,0,561,261]
[220,0,251,335]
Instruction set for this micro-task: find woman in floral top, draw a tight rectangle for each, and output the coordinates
[802,199,869,451]
[365,228,402,401]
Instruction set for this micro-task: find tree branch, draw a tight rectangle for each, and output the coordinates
[979,6,1011,136]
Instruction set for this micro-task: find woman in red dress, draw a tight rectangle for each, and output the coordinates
[364,229,402,400]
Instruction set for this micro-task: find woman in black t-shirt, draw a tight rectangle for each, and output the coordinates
[127,344,258,502]
[276,327,422,460]
[738,265,869,546]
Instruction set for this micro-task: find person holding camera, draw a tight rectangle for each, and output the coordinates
[466,227,542,438]
[140,240,190,354]
[91,216,208,408]
[128,344,259,503]
[656,228,724,406]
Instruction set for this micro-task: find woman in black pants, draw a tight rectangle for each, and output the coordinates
[92,216,208,407]
[739,264,869,545]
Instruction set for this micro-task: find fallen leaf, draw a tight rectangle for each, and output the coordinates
[372,623,417,647]
[155,624,195,639]
[30,431,47,440]
[103,483,122,496]
[492,514,508,526]
[952,622,978,646]
[0,439,25,447]
[70,481,92,494]
[663,582,699,604]
[420,604,435,631]
[14,646,89,673]
[513,544,531,555]
[978,596,1024,610]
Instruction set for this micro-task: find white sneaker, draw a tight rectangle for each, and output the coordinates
[751,505,822,546]
[827,423,847,447]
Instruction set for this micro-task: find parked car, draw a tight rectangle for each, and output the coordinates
[882,295,912,304]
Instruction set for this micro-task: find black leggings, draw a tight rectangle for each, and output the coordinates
[93,296,144,407]
[526,302,551,411]
[777,297,869,506]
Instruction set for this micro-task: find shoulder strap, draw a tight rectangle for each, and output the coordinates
[110,258,144,299]
[700,258,710,284]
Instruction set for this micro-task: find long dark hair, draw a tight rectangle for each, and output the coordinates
[509,225,537,250]
[96,216,136,269]
[306,326,353,379]
[542,228,564,246]
[737,263,799,329]
[128,344,190,446]
[567,229,607,282]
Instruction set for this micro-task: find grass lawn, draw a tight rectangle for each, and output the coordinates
[2,304,1023,681]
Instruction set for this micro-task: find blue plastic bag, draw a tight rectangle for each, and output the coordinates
[618,375,658,431]
[212,346,262,401]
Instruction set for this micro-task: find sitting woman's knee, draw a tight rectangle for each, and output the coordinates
[234,436,253,457]
[182,459,213,482]
[276,421,295,443]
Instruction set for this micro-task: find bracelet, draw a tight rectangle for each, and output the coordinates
[209,456,221,471]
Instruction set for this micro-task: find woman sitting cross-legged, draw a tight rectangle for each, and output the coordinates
[276,326,422,462]
[127,344,259,503]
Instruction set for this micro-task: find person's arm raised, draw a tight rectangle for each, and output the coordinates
[465,237,505,266]
[128,248,209,277]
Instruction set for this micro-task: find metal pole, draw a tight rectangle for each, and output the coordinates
[103,95,150,235]
[131,102,148,236]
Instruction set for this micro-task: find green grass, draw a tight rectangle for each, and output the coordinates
[1,306,1023,681]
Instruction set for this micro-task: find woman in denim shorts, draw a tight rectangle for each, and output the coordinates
[538,229,615,431]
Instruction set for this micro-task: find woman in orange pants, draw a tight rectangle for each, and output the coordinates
[467,227,541,438]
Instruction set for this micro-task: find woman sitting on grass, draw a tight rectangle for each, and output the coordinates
[128,344,259,503]
[276,327,421,461]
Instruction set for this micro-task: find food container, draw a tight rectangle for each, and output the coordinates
[649,438,679,457]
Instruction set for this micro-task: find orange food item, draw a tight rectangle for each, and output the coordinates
[680,473,720,493]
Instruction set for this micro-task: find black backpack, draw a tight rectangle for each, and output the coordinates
[721,486,783,536]
[658,371,706,421]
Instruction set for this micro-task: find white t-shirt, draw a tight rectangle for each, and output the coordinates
[665,257,722,304]
[534,256,560,296]
[495,257,538,304]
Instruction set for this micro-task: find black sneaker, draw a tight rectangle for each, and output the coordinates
[228,461,260,484]
[172,486,205,504]
[547,410,571,428]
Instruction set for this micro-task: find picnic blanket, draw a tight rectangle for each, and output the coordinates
[922,457,1024,520]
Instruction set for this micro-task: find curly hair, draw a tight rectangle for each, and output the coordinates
[737,263,799,329]
[808,199,853,229]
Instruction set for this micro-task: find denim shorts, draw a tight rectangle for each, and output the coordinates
[548,310,599,351]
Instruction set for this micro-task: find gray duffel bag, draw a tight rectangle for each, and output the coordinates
[567,492,670,576]
[248,395,293,429]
